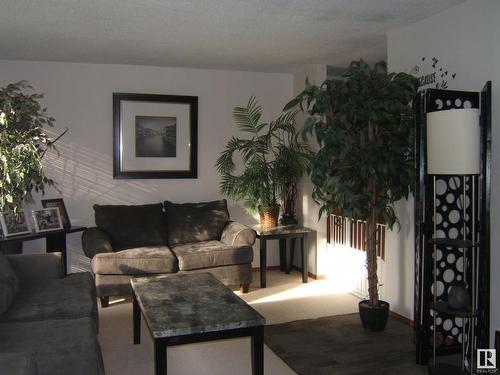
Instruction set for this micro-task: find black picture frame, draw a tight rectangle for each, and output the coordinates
[113,93,198,179]
[41,198,71,229]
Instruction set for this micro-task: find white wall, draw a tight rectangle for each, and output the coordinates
[387,0,500,344]
[0,60,293,272]
[293,65,327,276]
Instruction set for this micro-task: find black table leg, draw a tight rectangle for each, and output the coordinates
[133,293,141,344]
[279,239,286,272]
[251,327,264,375]
[154,339,167,375]
[260,238,267,288]
[46,233,67,274]
[286,238,296,274]
[301,236,308,283]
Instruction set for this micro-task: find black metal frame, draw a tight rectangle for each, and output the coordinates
[414,83,491,365]
[133,294,264,375]
[478,81,492,350]
[113,93,198,179]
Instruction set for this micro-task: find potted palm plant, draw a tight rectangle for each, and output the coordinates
[0,80,65,212]
[286,60,419,330]
[216,95,310,229]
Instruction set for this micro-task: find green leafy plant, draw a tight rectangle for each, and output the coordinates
[0,81,66,211]
[286,60,419,306]
[216,95,310,216]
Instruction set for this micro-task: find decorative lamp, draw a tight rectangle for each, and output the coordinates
[426,108,480,175]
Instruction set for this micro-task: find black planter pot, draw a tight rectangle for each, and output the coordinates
[358,300,390,332]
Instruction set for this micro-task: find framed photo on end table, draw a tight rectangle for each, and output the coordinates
[0,210,31,237]
[113,93,198,179]
[42,198,71,228]
[32,208,63,233]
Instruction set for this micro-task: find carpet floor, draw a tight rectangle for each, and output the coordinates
[264,313,429,375]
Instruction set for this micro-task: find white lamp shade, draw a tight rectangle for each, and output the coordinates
[426,108,480,175]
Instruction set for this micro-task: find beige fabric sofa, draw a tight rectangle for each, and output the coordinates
[82,200,256,307]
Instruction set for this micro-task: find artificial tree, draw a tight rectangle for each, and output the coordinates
[216,95,310,228]
[0,81,65,212]
[286,60,418,327]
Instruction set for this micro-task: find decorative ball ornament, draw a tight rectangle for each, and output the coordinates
[448,284,470,310]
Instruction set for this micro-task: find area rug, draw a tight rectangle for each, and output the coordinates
[264,313,428,375]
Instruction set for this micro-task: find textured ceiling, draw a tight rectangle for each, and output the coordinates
[0,0,465,73]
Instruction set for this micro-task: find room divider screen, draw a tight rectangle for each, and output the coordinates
[413,82,491,373]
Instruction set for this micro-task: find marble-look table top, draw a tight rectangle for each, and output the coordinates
[253,225,313,237]
[131,273,265,339]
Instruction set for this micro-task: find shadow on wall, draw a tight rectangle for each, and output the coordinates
[39,131,166,272]
[43,133,163,205]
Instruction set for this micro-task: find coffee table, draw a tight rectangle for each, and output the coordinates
[131,273,266,375]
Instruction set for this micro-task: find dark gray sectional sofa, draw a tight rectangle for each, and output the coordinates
[82,199,256,307]
[0,252,104,375]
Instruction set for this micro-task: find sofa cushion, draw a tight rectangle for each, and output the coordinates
[0,352,37,375]
[94,203,166,249]
[172,240,253,271]
[0,252,19,314]
[164,199,230,245]
[0,317,104,375]
[91,246,178,275]
[0,272,96,324]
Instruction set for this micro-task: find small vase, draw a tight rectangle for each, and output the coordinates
[279,213,298,225]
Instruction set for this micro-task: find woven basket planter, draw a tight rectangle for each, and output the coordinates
[258,204,280,230]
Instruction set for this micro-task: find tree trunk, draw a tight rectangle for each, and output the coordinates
[365,122,379,306]
[366,192,379,306]
[366,215,379,305]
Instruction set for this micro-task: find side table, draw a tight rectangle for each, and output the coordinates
[0,226,87,274]
[254,225,313,288]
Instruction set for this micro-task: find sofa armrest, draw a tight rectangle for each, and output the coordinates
[6,253,64,286]
[81,227,114,258]
[220,222,256,246]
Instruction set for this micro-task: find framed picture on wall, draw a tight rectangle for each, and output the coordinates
[113,93,198,179]
[0,210,31,237]
[32,208,63,233]
[41,198,71,228]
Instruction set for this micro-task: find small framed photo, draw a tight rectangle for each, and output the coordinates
[32,208,63,233]
[0,210,31,237]
[41,198,71,228]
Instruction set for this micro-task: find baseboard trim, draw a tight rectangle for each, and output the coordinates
[251,266,414,326]
[292,265,327,280]
[251,266,327,280]
[390,310,414,327]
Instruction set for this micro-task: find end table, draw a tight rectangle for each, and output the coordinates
[0,226,87,274]
[254,225,313,288]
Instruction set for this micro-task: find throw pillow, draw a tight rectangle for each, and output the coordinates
[0,253,19,315]
[164,199,230,246]
[94,203,166,249]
